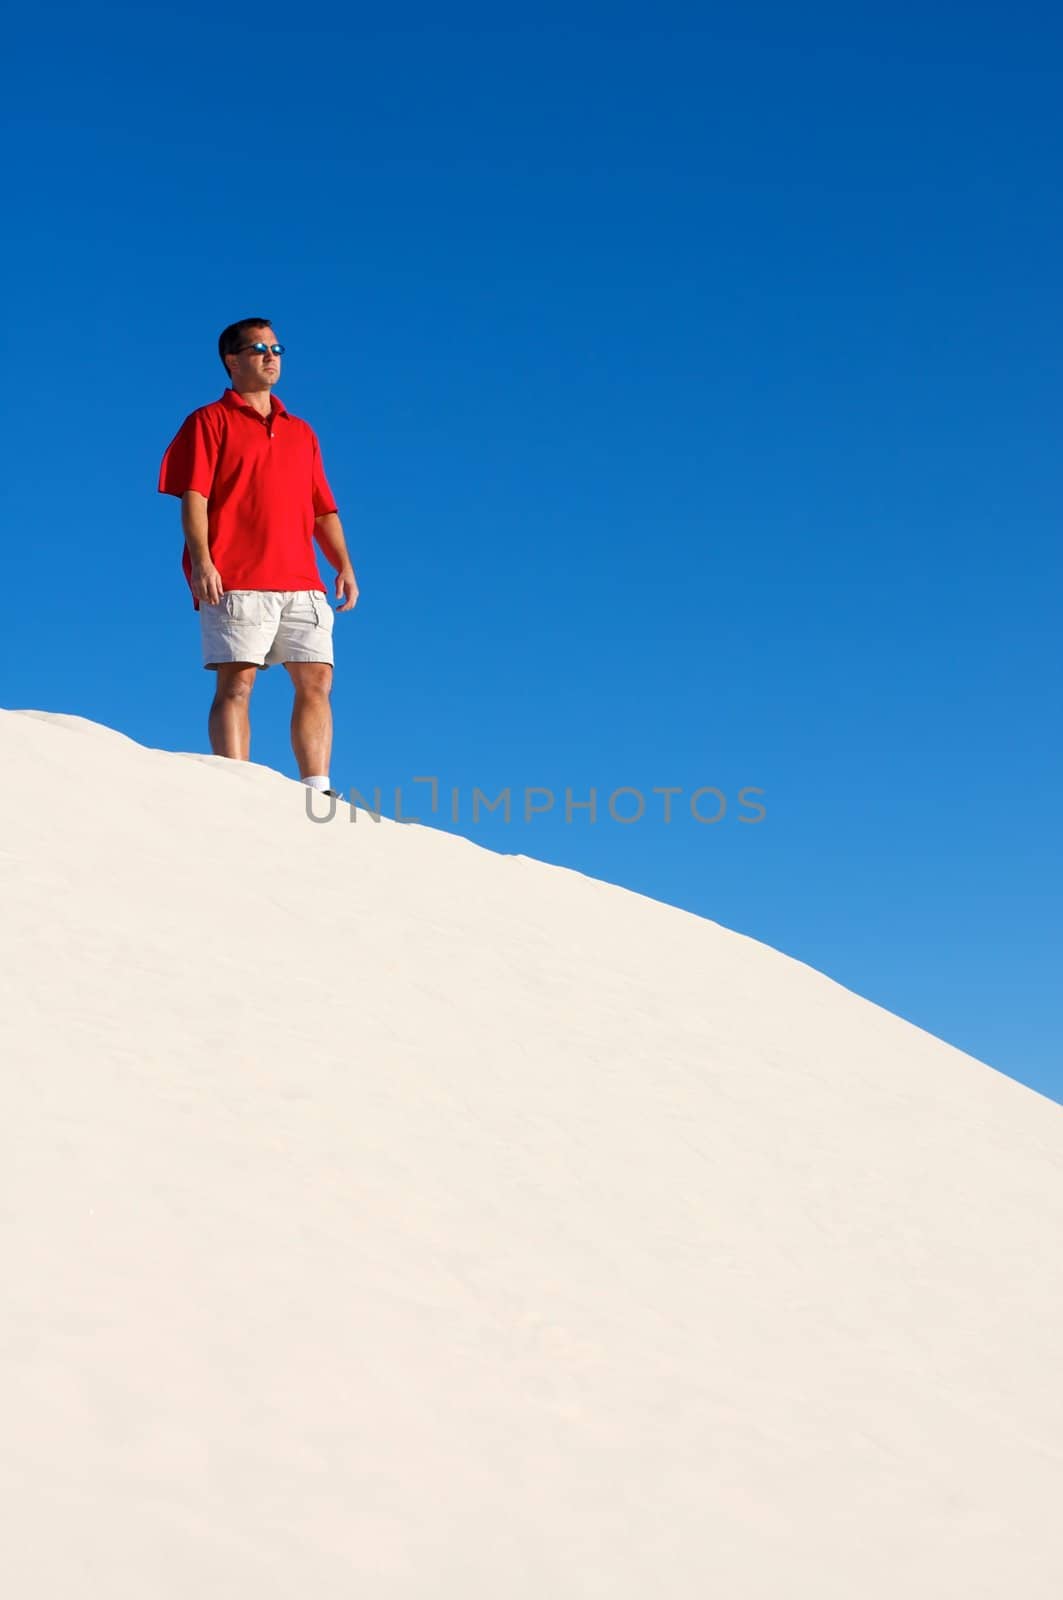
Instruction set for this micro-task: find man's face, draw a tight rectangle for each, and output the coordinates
[227,327,282,389]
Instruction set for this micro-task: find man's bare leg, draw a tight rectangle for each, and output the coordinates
[286,661,333,778]
[208,663,258,759]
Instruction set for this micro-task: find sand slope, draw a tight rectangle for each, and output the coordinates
[2,708,1060,1598]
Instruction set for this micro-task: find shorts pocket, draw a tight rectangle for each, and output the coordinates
[223,591,257,622]
[311,593,334,630]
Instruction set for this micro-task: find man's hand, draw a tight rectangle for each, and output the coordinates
[314,515,358,610]
[191,560,225,606]
[335,564,359,612]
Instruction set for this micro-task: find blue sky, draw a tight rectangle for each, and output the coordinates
[4,4,1060,1101]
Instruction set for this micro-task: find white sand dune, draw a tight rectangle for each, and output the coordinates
[2,706,1060,1598]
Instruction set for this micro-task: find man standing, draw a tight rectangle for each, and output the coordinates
[159,318,358,796]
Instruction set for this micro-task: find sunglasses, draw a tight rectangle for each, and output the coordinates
[235,341,285,357]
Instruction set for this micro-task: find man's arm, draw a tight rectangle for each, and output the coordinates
[181,491,223,605]
[314,513,359,612]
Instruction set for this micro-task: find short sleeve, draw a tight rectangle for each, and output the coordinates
[310,432,338,517]
[158,409,221,498]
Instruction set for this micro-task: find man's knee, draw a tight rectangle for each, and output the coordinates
[211,664,258,701]
[287,662,333,696]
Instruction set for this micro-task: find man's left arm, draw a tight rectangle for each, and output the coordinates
[314,513,359,612]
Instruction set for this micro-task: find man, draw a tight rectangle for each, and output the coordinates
[158,318,358,796]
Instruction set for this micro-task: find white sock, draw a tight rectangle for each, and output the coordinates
[302,775,331,792]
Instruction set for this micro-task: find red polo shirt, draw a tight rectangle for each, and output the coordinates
[158,388,339,609]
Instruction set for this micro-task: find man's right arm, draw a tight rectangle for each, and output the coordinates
[180,491,223,605]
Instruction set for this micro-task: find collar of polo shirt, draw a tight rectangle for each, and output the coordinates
[222,387,288,416]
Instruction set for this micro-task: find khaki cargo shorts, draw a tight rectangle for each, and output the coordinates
[200,589,334,671]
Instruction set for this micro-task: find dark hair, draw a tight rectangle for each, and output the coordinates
[218,317,273,374]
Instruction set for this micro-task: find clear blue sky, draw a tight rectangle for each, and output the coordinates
[4,4,1060,1102]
